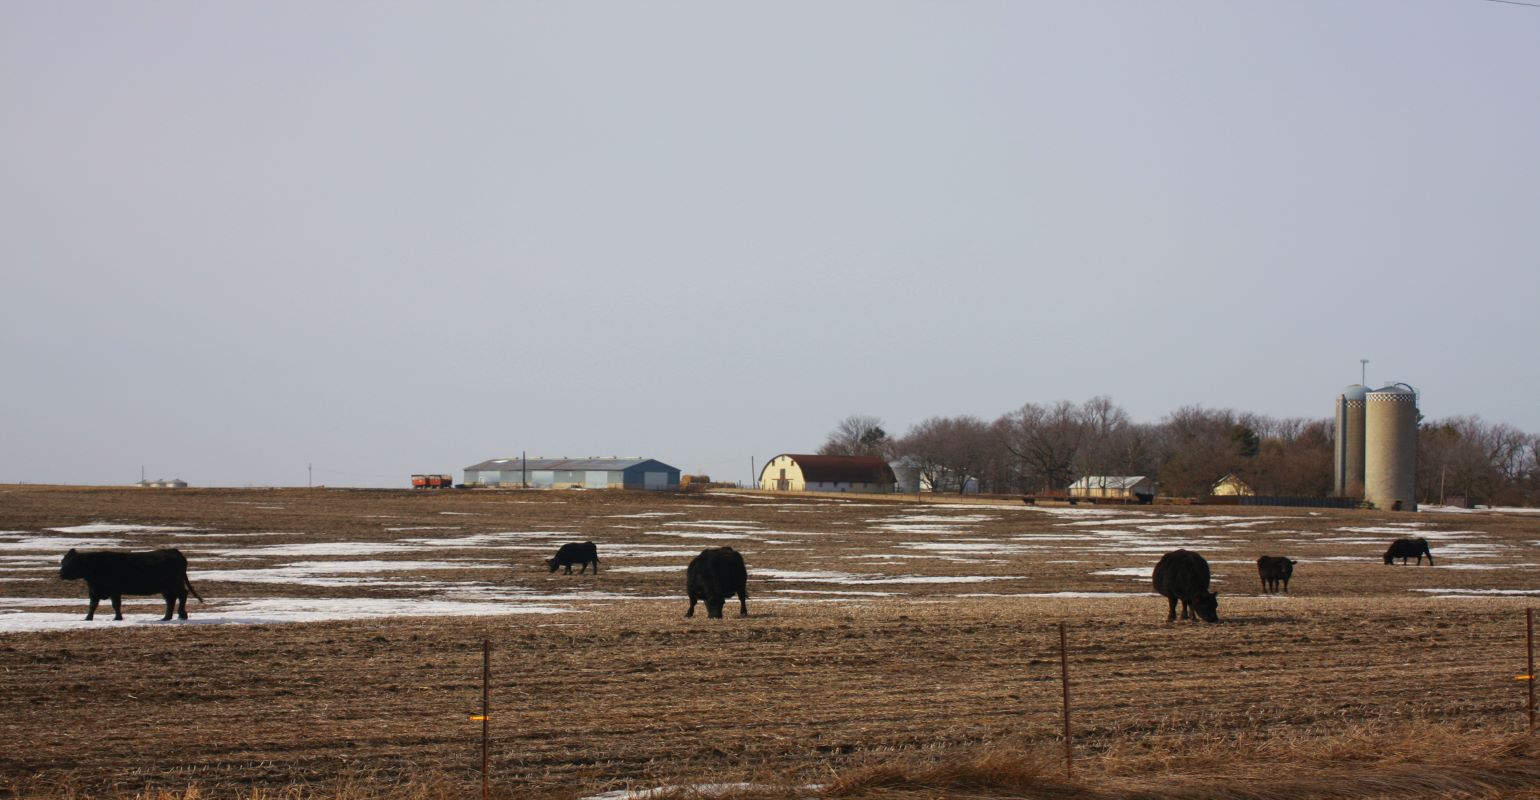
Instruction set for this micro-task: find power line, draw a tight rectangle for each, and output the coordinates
[1483,0,1540,8]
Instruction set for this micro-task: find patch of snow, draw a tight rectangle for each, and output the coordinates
[0,597,575,633]
[0,536,126,552]
[1412,589,1540,596]
[48,523,199,534]
[1092,567,1153,577]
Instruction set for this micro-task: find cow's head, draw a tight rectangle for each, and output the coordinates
[1194,590,1219,623]
[1383,549,1395,565]
[705,598,726,619]
[59,548,82,580]
[545,558,560,573]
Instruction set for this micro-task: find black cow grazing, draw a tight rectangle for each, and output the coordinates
[686,546,748,619]
[59,548,203,621]
[1384,537,1433,566]
[546,541,599,574]
[1153,549,1219,623]
[1256,555,1296,594]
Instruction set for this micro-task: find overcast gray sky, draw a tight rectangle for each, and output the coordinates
[2,2,1537,488]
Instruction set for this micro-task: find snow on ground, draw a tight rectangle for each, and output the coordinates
[1413,588,1540,596]
[47,523,200,534]
[644,531,755,541]
[204,542,416,557]
[0,535,125,551]
[4,502,1538,633]
[0,597,576,633]
[664,520,762,529]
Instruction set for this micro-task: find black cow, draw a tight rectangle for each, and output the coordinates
[1256,555,1296,594]
[1384,537,1433,565]
[59,548,203,621]
[686,546,748,619]
[546,541,599,574]
[1153,549,1219,623]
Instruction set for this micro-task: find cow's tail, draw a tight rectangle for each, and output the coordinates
[185,575,205,603]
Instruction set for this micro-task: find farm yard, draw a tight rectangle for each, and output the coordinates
[4,485,1540,799]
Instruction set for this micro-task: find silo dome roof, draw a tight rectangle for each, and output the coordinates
[1370,383,1416,395]
[1340,384,1369,400]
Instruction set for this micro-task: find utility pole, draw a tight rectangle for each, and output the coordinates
[522,450,527,489]
[308,463,312,488]
[1360,358,1369,386]
[750,456,755,489]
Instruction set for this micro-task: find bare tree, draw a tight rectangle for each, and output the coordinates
[999,401,1085,493]
[1149,405,1249,497]
[818,415,891,458]
[1419,416,1538,505]
[896,416,994,493]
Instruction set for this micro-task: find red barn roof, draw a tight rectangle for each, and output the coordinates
[768,454,896,484]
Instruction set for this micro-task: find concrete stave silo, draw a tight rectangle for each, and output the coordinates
[1333,384,1369,498]
[1363,384,1418,511]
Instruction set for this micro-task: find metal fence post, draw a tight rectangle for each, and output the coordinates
[483,639,491,800]
[1059,622,1072,777]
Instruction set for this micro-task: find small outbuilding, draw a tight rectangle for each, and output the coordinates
[1068,476,1155,503]
[1210,473,1255,497]
[463,457,680,490]
[760,454,896,493]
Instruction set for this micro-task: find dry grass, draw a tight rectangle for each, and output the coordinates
[3,486,1540,799]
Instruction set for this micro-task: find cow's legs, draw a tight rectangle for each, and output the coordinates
[161,593,175,621]
[737,590,748,617]
[686,592,698,617]
[175,591,189,619]
[86,596,100,621]
[593,558,599,574]
[579,562,589,575]
[1179,599,1191,621]
[1166,596,1178,622]
[111,596,123,621]
[564,564,573,574]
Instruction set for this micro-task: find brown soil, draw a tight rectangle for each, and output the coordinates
[2,486,1538,799]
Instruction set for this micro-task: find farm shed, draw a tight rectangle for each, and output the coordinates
[1210,473,1255,497]
[463,457,680,490]
[760,454,896,493]
[1068,476,1154,503]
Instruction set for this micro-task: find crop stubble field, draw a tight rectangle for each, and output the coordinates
[3,485,1540,799]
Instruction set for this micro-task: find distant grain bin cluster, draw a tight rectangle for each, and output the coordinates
[133,478,188,489]
[1333,382,1418,510]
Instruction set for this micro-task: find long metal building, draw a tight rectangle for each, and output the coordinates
[463,457,680,490]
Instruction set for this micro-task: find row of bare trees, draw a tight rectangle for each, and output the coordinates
[818,399,1540,505]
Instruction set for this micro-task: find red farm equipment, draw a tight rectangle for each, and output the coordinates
[411,474,454,489]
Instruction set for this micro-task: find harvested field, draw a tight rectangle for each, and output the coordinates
[3,485,1540,799]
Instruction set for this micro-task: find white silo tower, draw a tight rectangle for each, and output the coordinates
[1333,384,1369,498]
[1364,383,1418,511]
